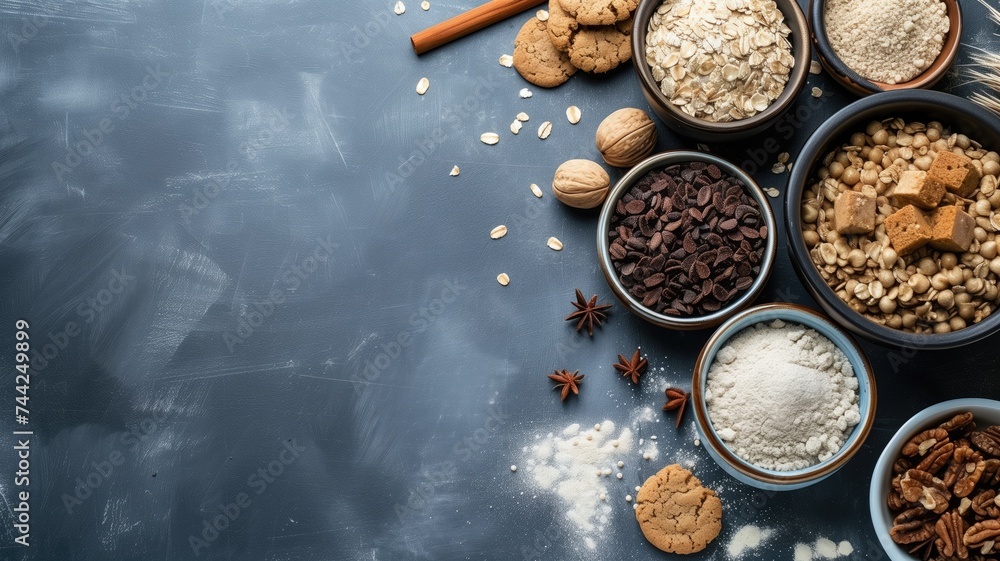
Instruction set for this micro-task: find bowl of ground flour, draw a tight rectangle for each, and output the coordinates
[692,303,877,490]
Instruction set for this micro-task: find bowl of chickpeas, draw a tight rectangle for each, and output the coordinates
[785,89,1000,349]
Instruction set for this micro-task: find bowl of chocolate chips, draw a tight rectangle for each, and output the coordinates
[597,150,778,330]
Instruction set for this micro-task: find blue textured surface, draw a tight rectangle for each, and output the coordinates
[0,0,996,559]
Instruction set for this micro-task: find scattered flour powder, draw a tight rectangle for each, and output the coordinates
[794,537,854,560]
[726,525,773,558]
[523,421,634,548]
[705,320,861,470]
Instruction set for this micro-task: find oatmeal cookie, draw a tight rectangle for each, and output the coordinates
[635,464,723,554]
[513,17,577,87]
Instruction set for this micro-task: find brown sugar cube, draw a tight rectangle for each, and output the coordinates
[926,151,981,198]
[929,206,975,252]
[892,170,944,209]
[834,190,876,234]
[885,204,933,256]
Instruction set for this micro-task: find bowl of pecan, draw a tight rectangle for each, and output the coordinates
[597,150,777,330]
[871,399,1000,560]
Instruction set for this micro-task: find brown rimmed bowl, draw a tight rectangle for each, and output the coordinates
[692,303,877,491]
[596,150,778,331]
[785,90,1000,349]
[809,0,962,96]
[631,0,811,141]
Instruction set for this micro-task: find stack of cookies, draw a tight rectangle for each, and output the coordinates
[513,0,638,88]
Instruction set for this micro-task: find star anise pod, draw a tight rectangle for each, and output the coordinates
[613,349,648,384]
[565,289,612,336]
[663,387,689,428]
[548,369,584,401]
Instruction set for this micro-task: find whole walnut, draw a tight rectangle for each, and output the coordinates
[595,108,657,168]
[552,159,610,209]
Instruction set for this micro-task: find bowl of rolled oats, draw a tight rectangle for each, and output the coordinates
[632,0,810,141]
[871,399,1000,561]
[786,89,1000,349]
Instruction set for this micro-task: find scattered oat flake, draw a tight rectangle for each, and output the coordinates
[696,143,710,152]
[566,106,581,124]
[771,163,786,174]
[510,120,522,135]
[547,237,563,251]
[497,273,510,286]
[809,60,822,74]
[516,112,530,122]
[519,88,533,98]
[490,225,508,239]
[764,187,780,198]
[777,152,789,164]
[499,54,513,68]
[811,86,823,98]
[421,0,429,9]
[538,121,552,139]
[787,162,793,171]
[481,132,500,145]
[416,77,429,95]
[449,165,460,176]
[530,183,543,198]
[393,0,405,14]
[536,9,549,21]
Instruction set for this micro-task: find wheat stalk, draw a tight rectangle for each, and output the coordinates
[967,0,1000,113]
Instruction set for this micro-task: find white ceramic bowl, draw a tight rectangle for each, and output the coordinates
[692,303,877,491]
[870,399,1000,560]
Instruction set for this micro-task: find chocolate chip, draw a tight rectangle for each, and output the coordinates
[607,162,767,317]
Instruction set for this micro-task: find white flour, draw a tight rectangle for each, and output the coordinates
[522,421,634,548]
[705,320,861,470]
[794,537,854,560]
[726,525,773,558]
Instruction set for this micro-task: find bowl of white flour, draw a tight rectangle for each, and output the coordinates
[692,302,877,490]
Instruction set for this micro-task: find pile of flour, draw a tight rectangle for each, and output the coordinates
[522,421,634,549]
[705,320,861,470]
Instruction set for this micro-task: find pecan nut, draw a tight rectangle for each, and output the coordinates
[915,441,955,475]
[935,510,969,560]
[965,519,1000,551]
[983,458,1000,486]
[954,446,987,498]
[901,469,952,513]
[891,507,938,545]
[940,412,975,433]
[972,489,1000,519]
[971,426,1000,458]
[903,428,950,457]
[888,489,908,511]
[894,457,914,474]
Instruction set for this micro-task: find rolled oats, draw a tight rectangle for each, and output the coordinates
[645,0,793,122]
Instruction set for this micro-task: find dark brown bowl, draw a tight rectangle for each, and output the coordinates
[631,0,811,142]
[809,0,962,96]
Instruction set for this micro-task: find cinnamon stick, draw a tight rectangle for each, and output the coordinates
[410,0,547,55]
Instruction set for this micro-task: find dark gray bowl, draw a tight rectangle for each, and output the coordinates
[785,90,1000,350]
[631,0,810,141]
[598,151,777,330]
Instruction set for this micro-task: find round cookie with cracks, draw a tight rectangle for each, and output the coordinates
[635,464,723,554]
[566,17,633,73]
[513,18,577,87]
[546,0,579,52]
[559,0,637,25]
